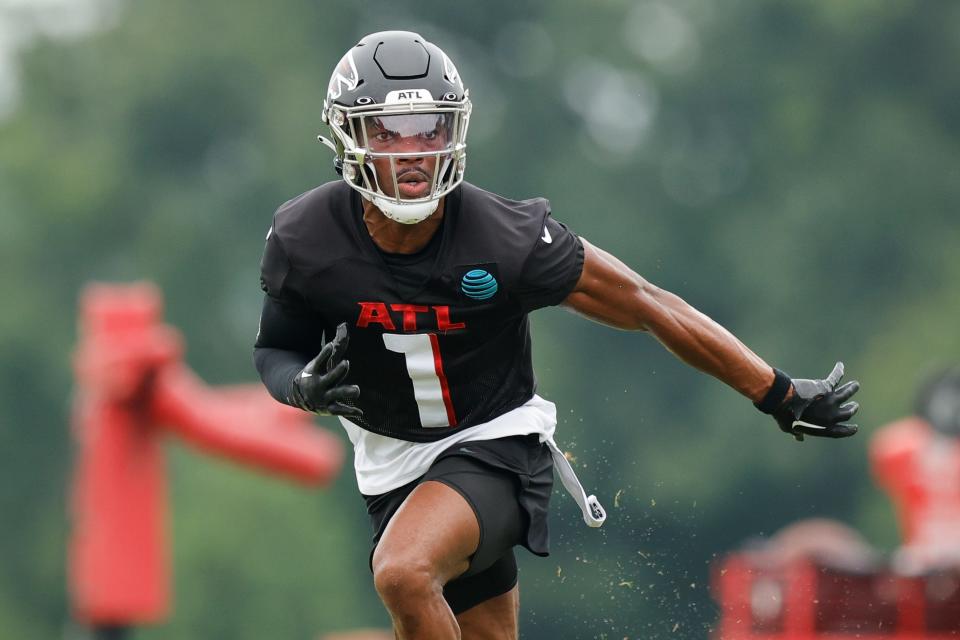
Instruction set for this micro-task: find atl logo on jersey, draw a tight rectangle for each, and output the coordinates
[356,303,466,332]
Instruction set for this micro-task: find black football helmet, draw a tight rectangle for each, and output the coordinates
[319,31,471,224]
[916,367,960,438]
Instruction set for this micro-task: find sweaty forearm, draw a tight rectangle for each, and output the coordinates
[253,346,309,405]
[641,285,775,403]
[564,240,775,402]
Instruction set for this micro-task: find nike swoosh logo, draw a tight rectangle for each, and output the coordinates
[300,372,313,379]
[541,226,552,243]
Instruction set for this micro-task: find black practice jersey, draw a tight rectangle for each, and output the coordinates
[256,181,583,443]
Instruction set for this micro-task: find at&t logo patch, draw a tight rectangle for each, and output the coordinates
[460,269,498,300]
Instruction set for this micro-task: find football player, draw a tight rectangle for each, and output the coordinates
[254,31,861,640]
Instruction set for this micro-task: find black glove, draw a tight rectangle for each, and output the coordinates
[289,323,362,418]
[767,362,860,442]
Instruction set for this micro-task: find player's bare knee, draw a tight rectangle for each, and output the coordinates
[372,557,439,608]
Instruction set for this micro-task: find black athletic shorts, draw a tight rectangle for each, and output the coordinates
[363,434,554,614]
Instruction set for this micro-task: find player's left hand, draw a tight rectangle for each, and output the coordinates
[773,362,860,442]
[290,323,363,418]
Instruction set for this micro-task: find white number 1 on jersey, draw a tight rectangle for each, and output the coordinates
[382,333,458,428]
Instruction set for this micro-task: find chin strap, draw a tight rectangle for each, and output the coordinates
[370,195,439,225]
[317,135,344,176]
[317,135,337,152]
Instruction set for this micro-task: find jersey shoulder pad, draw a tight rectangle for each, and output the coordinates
[455,182,551,281]
[269,180,358,276]
[458,181,550,227]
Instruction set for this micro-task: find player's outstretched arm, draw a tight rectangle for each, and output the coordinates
[561,239,859,440]
[562,239,775,399]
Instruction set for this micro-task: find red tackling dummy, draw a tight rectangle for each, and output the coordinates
[69,282,343,625]
[871,416,960,573]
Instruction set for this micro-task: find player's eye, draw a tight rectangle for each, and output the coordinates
[373,131,397,143]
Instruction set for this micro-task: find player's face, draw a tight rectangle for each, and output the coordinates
[362,113,454,200]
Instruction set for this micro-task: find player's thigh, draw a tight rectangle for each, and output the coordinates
[372,479,480,583]
[456,583,520,640]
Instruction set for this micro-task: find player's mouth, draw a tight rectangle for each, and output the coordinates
[396,170,432,199]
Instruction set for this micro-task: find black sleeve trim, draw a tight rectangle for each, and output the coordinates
[515,217,585,312]
[259,224,293,300]
[557,235,585,302]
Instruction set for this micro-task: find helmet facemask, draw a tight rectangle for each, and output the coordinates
[323,96,471,224]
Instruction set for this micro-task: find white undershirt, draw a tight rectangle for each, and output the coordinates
[338,394,557,495]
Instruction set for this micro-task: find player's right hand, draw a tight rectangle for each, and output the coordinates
[289,323,363,418]
[773,362,860,442]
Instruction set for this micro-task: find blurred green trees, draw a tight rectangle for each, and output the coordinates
[1,0,958,637]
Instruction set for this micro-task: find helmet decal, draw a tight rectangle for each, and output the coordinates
[328,51,360,101]
[441,52,461,86]
[384,89,433,104]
